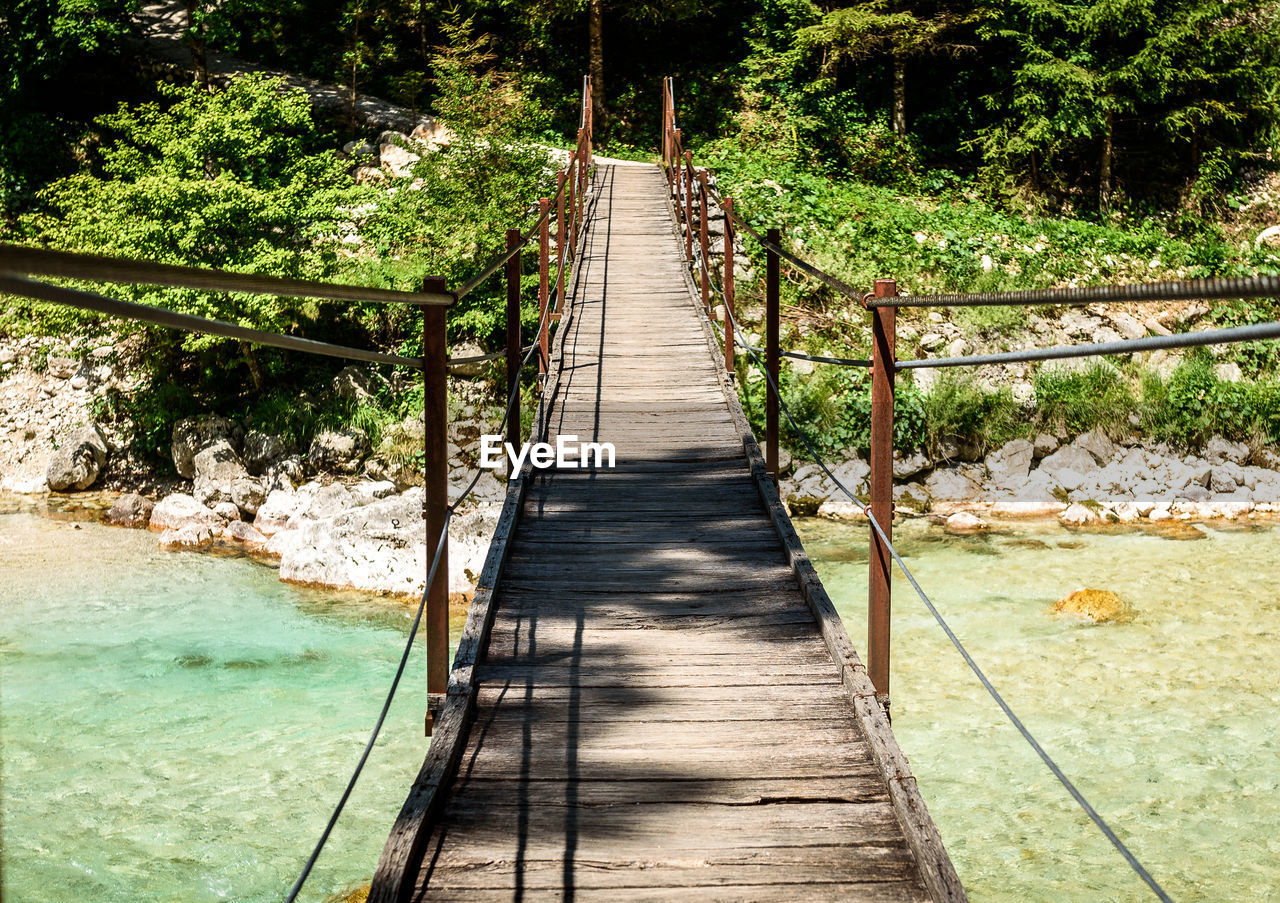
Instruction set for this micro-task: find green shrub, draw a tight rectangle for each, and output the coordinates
[1034,363,1134,436]
[919,374,1024,456]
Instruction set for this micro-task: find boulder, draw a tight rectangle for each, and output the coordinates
[331,366,384,403]
[158,525,215,551]
[353,480,398,504]
[253,488,306,536]
[925,467,979,501]
[172,415,243,479]
[379,142,420,177]
[192,440,250,507]
[1032,432,1060,459]
[286,482,357,527]
[213,501,242,521]
[1073,429,1115,465]
[1053,588,1129,623]
[221,520,270,552]
[1037,446,1098,487]
[230,477,267,515]
[243,430,289,474]
[985,439,1033,489]
[264,455,305,492]
[893,450,931,480]
[105,493,154,528]
[46,424,109,491]
[1205,435,1249,466]
[945,511,987,534]
[1059,503,1102,526]
[148,493,226,533]
[893,482,929,514]
[308,428,371,474]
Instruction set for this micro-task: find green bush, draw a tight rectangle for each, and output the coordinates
[1034,363,1135,436]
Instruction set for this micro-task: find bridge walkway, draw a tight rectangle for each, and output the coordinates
[379,163,959,902]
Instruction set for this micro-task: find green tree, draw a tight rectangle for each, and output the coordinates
[26,75,351,386]
[797,0,987,136]
[976,0,1280,211]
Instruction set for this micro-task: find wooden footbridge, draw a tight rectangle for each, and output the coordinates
[367,159,963,902]
[9,72,1247,903]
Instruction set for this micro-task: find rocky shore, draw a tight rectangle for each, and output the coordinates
[782,428,1280,532]
[0,336,504,600]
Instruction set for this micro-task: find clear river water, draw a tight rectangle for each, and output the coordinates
[2,500,1278,901]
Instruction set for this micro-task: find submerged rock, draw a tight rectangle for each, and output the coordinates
[105,492,154,528]
[945,511,987,534]
[1053,588,1130,623]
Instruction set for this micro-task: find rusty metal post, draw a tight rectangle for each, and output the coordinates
[538,198,550,379]
[505,228,522,478]
[868,278,897,713]
[670,128,680,198]
[697,170,711,313]
[566,158,577,270]
[724,197,735,372]
[577,129,588,238]
[683,151,694,262]
[554,171,566,321]
[421,277,449,737]
[661,79,670,167]
[765,228,780,480]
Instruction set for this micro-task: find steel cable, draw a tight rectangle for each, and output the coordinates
[283,509,452,903]
[898,319,1280,369]
[715,295,1175,903]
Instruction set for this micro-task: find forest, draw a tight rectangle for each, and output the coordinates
[2,0,1279,468]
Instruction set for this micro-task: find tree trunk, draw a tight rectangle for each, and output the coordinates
[588,0,607,134]
[184,0,209,90]
[891,51,906,136]
[349,14,361,129]
[1099,108,1114,215]
[239,342,265,393]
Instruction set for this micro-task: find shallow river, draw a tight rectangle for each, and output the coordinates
[0,506,433,902]
[3,504,1278,901]
[797,516,1280,903]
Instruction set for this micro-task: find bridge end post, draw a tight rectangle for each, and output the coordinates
[869,277,897,716]
[724,197,735,373]
[765,228,781,481]
[422,278,450,736]
[506,228,522,479]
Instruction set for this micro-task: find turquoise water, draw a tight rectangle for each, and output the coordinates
[798,517,1280,903]
[1,508,433,903]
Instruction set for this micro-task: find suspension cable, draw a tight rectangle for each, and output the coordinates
[283,510,452,903]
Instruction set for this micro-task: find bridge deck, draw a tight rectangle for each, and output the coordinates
[378,164,959,902]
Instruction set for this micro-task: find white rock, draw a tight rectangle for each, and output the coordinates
[149,493,226,533]
[945,511,987,533]
[1059,503,1102,526]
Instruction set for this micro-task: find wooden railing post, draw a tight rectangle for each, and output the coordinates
[538,198,550,379]
[554,171,566,321]
[683,151,695,262]
[765,228,780,480]
[505,228,522,478]
[868,278,897,714]
[724,197,735,372]
[421,277,449,737]
[697,170,711,314]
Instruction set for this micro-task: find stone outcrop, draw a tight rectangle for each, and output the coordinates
[148,493,226,533]
[46,424,109,491]
[308,428,371,474]
[172,415,243,478]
